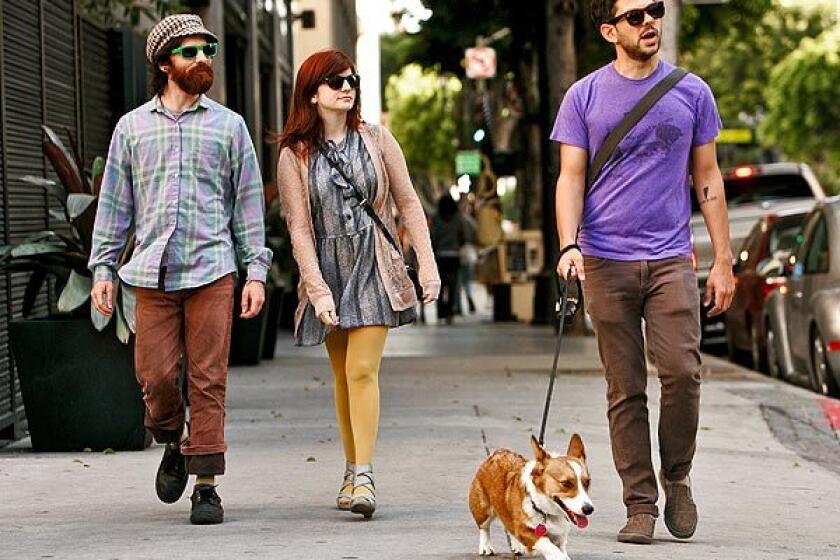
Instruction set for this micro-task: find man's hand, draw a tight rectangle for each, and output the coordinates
[91,281,114,316]
[704,259,735,317]
[556,248,585,281]
[240,280,266,319]
[318,310,340,327]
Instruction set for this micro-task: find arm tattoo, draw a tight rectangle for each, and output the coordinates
[699,185,719,206]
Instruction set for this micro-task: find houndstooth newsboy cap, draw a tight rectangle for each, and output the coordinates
[145,14,218,64]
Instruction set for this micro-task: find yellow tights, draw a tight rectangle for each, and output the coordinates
[324,326,387,466]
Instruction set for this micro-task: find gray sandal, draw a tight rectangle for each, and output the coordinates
[350,464,375,519]
[336,462,355,510]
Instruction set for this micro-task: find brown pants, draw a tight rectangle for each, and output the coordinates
[135,274,234,475]
[582,256,702,517]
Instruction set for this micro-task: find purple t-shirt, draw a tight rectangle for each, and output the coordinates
[550,60,722,261]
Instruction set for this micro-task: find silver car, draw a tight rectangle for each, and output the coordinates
[763,198,840,396]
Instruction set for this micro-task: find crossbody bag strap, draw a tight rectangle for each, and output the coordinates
[586,67,689,194]
[316,142,403,255]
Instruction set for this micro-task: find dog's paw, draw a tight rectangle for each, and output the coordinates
[508,536,528,556]
[478,543,496,556]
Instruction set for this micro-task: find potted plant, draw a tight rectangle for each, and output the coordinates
[0,126,147,452]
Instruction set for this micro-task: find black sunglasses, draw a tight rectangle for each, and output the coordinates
[322,74,361,91]
[171,43,218,59]
[609,1,665,27]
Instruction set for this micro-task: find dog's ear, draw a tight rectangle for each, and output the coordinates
[567,433,586,461]
[530,435,548,463]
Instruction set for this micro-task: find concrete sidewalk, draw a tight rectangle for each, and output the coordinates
[1,319,839,559]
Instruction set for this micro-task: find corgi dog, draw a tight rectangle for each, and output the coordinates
[469,435,593,559]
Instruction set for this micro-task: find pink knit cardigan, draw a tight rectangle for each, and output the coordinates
[276,123,441,334]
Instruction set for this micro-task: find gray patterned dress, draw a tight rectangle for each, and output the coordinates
[294,129,416,346]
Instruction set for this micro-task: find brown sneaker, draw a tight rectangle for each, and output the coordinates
[660,471,698,539]
[617,513,655,544]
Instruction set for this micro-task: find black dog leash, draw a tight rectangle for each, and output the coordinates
[538,265,581,446]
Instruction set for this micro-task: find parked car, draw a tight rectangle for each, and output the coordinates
[691,162,824,346]
[724,210,807,371]
[763,198,840,397]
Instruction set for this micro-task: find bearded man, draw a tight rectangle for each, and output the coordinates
[552,0,734,545]
[88,14,271,525]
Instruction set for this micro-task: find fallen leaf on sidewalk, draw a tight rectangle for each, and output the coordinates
[306,456,317,463]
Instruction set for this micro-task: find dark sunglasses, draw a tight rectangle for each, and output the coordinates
[170,43,218,59]
[322,74,361,90]
[609,1,665,27]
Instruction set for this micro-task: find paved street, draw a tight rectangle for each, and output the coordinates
[2,314,840,559]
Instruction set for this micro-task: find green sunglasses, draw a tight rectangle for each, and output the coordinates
[170,43,219,59]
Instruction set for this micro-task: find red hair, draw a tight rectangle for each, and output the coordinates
[277,50,362,157]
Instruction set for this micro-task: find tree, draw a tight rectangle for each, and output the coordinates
[385,64,462,204]
[760,28,840,192]
[681,2,829,127]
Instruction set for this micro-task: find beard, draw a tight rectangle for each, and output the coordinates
[618,31,660,62]
[170,62,214,95]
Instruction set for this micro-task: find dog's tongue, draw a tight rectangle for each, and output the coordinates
[574,515,589,529]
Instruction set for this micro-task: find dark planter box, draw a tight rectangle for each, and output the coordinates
[261,288,284,360]
[9,318,147,452]
[229,279,273,366]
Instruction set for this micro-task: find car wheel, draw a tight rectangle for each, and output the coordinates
[751,321,768,374]
[765,321,782,379]
[810,329,840,397]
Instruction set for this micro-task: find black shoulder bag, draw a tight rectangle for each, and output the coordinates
[317,142,423,299]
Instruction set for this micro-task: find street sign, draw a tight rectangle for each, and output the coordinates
[465,47,496,79]
[456,150,482,175]
[717,128,755,144]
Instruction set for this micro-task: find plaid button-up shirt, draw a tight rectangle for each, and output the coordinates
[89,95,272,290]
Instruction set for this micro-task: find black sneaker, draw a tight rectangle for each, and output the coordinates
[155,442,188,504]
[190,484,224,525]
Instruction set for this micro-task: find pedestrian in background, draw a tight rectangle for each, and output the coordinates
[276,49,439,519]
[553,0,734,544]
[456,203,478,315]
[89,14,271,525]
[431,194,468,324]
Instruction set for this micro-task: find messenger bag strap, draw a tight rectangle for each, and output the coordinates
[316,141,402,255]
[586,67,689,194]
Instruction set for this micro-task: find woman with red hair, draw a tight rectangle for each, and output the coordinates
[276,50,440,518]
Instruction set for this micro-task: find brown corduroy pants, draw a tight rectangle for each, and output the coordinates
[582,256,702,518]
[134,274,234,475]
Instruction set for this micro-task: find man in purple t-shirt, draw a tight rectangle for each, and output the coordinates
[552,0,734,545]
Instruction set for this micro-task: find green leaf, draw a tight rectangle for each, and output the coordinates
[67,194,97,220]
[22,269,48,318]
[20,175,66,207]
[49,209,68,222]
[115,297,131,344]
[58,270,92,313]
[120,284,137,333]
[91,156,105,197]
[11,243,67,258]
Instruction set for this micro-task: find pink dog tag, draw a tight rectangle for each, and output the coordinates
[535,524,547,538]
